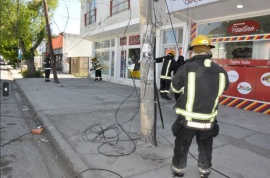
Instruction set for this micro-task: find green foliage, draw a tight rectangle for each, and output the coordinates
[21,69,44,78]
[0,0,58,61]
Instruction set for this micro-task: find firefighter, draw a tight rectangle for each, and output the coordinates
[43,53,51,82]
[172,55,185,102]
[170,35,229,177]
[90,57,102,81]
[155,50,176,100]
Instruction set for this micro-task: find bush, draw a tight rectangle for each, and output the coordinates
[21,69,44,78]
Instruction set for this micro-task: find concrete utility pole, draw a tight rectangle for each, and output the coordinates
[140,0,157,146]
[42,0,59,83]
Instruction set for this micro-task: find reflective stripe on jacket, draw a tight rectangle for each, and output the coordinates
[155,55,175,80]
[92,61,102,70]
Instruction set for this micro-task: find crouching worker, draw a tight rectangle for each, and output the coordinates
[170,35,229,177]
[90,57,102,81]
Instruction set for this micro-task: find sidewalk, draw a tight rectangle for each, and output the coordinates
[9,69,270,178]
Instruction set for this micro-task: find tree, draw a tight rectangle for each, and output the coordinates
[0,0,57,77]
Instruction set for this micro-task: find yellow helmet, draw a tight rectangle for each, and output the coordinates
[189,35,215,50]
[167,50,175,57]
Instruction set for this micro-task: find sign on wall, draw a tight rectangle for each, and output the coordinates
[129,35,140,45]
[166,0,220,13]
[227,20,260,35]
[213,59,270,102]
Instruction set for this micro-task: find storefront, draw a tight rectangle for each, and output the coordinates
[91,34,141,85]
[196,14,270,113]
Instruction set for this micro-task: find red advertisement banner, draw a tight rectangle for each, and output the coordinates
[221,65,270,102]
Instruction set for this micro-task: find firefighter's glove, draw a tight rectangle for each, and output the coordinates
[211,122,219,137]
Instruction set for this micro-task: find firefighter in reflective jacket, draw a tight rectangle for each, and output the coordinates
[43,53,51,82]
[155,50,176,100]
[170,35,229,177]
[90,57,102,81]
[173,55,185,102]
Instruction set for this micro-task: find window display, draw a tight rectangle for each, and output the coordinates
[199,14,270,60]
[127,48,140,79]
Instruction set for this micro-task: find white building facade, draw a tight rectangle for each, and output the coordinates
[79,0,270,106]
[53,33,92,76]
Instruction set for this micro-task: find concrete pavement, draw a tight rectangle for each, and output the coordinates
[8,68,270,178]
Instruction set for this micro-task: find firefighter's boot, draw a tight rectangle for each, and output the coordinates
[160,93,164,98]
[163,94,171,100]
[171,164,185,177]
[198,167,211,178]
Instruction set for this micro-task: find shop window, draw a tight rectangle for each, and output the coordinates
[163,29,183,57]
[199,14,270,60]
[111,39,115,47]
[212,40,270,60]
[120,50,126,78]
[198,14,270,38]
[178,29,183,43]
[95,51,110,75]
[95,40,110,49]
[127,48,140,80]
[163,30,177,44]
[111,51,115,77]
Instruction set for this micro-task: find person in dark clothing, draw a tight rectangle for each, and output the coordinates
[155,50,176,100]
[90,57,102,81]
[43,53,51,82]
[172,55,185,102]
[170,35,229,177]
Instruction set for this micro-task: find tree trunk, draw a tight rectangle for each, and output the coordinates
[26,51,36,77]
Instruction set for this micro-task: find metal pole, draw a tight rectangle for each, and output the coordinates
[140,0,157,146]
[42,0,59,83]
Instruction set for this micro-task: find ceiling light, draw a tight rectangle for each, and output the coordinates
[236,4,244,8]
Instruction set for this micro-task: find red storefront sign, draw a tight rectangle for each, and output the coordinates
[213,59,270,102]
[227,20,260,35]
[129,35,140,45]
[120,37,127,46]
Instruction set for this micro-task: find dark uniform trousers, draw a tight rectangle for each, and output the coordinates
[160,78,171,95]
[95,70,102,81]
[172,116,216,169]
[44,69,50,80]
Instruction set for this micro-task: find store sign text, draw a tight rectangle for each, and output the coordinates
[129,35,140,45]
[183,0,203,5]
[167,0,219,13]
[227,20,260,35]
[229,60,251,65]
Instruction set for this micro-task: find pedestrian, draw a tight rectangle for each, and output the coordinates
[90,57,102,81]
[155,50,176,100]
[170,35,229,177]
[172,55,185,102]
[43,53,51,82]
